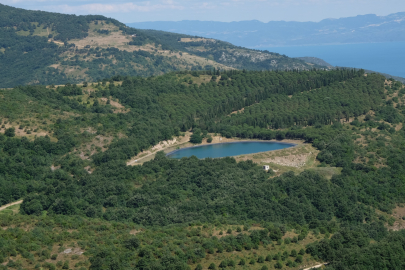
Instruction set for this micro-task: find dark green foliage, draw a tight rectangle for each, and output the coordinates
[275,261,283,269]
[0,133,76,207]
[219,261,227,268]
[208,263,216,269]
[123,237,140,250]
[215,73,384,132]
[4,127,15,137]
[1,70,405,270]
[308,228,405,270]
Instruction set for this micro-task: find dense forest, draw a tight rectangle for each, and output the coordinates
[1,68,405,269]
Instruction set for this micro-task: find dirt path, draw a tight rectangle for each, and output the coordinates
[304,263,327,270]
[0,200,23,211]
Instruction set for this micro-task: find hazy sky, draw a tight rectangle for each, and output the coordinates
[2,0,405,23]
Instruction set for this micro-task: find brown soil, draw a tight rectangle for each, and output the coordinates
[0,200,23,211]
[100,97,129,113]
[180,38,215,43]
[389,206,405,231]
[130,229,142,235]
[73,133,114,160]
[262,152,311,168]
[0,123,53,139]
[229,108,245,115]
[69,22,132,50]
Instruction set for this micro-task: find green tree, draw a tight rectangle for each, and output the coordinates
[275,261,283,269]
[219,261,227,269]
[5,127,15,137]
[208,263,216,270]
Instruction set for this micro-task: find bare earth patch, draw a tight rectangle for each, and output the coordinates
[262,152,311,168]
[75,134,114,160]
[389,206,405,231]
[100,97,130,113]
[130,229,142,235]
[180,38,215,43]
[0,123,53,140]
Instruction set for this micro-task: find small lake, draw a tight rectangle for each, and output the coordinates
[166,141,296,159]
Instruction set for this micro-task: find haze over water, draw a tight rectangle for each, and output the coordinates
[262,41,405,78]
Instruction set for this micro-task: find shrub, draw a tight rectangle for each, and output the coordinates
[275,261,283,269]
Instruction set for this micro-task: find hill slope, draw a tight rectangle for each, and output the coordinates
[0,4,320,88]
[1,69,405,270]
[128,12,405,47]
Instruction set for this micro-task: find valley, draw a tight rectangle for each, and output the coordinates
[1,3,405,270]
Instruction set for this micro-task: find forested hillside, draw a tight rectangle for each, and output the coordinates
[1,68,405,269]
[0,4,319,88]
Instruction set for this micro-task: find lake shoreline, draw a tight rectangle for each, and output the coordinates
[166,140,297,157]
[166,140,298,159]
[128,133,304,165]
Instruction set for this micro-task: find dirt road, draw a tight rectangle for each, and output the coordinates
[0,200,23,211]
[304,263,327,270]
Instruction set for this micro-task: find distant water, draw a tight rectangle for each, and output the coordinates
[261,42,405,78]
[166,141,295,159]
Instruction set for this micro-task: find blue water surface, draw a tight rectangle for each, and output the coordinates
[261,42,405,78]
[166,141,295,159]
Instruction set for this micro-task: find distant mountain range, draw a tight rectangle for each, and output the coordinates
[128,12,405,47]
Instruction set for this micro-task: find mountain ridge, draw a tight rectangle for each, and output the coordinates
[0,3,320,88]
[127,12,405,47]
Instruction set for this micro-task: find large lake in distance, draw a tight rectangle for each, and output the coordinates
[260,41,405,78]
[166,141,296,159]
